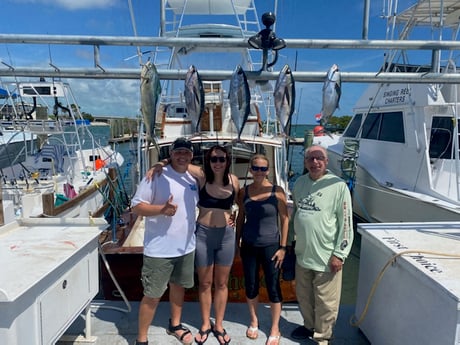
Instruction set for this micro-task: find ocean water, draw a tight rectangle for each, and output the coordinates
[288,124,316,189]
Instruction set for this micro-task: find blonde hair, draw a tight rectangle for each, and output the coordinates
[250,154,269,167]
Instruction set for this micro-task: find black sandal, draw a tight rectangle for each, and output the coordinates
[134,340,148,345]
[195,327,212,344]
[212,328,231,345]
[166,319,193,345]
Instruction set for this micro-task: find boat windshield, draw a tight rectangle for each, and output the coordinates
[429,116,459,160]
[342,112,405,143]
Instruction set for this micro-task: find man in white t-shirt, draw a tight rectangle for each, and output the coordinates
[131,137,199,345]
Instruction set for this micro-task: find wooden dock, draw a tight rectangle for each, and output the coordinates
[108,133,137,143]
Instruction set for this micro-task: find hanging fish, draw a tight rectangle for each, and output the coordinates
[321,63,341,127]
[184,65,205,134]
[140,61,161,142]
[274,64,295,136]
[229,65,251,141]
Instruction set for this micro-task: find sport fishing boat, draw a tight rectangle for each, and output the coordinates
[0,80,125,222]
[324,0,460,223]
[100,0,296,303]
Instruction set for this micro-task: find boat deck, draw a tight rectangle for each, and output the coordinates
[57,235,369,345]
[57,301,370,345]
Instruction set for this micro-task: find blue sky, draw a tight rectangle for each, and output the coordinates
[1,0,416,123]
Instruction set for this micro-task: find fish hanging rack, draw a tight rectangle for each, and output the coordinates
[2,34,460,83]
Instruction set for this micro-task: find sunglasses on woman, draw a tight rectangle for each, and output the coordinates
[210,156,226,163]
[251,165,268,172]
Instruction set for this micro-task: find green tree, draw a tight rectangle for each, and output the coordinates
[81,112,94,122]
[327,115,352,131]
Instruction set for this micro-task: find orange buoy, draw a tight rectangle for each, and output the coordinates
[95,158,105,170]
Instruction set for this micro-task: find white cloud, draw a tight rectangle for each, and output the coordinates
[71,79,140,117]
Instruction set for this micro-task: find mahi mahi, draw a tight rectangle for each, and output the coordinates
[140,61,161,142]
[184,65,205,134]
[274,64,295,136]
[229,65,251,141]
[321,63,341,127]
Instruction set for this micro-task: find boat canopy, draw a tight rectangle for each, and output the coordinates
[173,24,248,38]
[396,0,460,27]
[167,0,251,15]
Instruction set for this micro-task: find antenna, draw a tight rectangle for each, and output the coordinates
[128,0,143,66]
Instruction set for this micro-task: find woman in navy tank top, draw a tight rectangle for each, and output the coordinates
[235,154,289,345]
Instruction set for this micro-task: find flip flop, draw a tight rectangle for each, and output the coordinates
[166,319,193,345]
[246,326,259,340]
[266,334,281,345]
[195,327,212,345]
[212,328,231,345]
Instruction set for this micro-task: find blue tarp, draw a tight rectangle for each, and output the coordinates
[0,88,17,99]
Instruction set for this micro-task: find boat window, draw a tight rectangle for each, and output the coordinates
[379,112,404,143]
[362,113,380,139]
[360,111,405,143]
[429,117,457,160]
[343,113,362,137]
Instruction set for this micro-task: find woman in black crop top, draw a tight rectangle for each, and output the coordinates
[193,145,239,345]
[235,154,289,345]
[148,145,239,345]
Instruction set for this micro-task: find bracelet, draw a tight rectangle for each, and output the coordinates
[279,246,287,251]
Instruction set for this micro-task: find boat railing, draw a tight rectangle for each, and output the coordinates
[164,0,260,38]
[0,119,65,134]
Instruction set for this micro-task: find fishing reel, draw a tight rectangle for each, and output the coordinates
[248,12,286,70]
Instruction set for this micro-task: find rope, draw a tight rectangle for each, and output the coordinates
[350,249,460,327]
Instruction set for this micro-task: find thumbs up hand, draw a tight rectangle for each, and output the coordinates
[162,195,177,217]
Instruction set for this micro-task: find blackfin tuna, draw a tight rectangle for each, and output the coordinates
[229,65,250,141]
[140,61,161,142]
[184,65,205,134]
[321,63,341,126]
[274,64,295,136]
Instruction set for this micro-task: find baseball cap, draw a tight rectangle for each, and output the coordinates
[171,137,193,152]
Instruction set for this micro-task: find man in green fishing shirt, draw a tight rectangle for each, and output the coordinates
[289,145,354,345]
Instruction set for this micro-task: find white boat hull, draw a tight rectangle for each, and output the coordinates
[326,149,460,222]
[356,222,460,345]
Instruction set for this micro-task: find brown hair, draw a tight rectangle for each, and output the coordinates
[204,145,231,185]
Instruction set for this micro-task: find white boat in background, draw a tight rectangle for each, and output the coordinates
[100,0,296,303]
[0,80,124,222]
[324,0,460,223]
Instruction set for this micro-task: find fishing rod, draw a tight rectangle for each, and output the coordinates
[19,161,39,184]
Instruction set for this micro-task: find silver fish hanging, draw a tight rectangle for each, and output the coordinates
[321,63,341,127]
[274,64,295,136]
[229,65,251,141]
[140,61,161,142]
[184,65,205,134]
